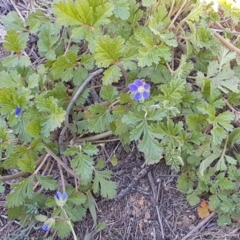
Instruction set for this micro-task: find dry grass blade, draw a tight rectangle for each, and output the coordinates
[44,147,80,181]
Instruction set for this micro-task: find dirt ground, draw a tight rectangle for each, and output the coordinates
[1,1,240,240]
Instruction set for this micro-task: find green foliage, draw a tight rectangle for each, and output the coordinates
[35,96,65,137]
[65,142,116,198]
[38,23,61,60]
[1,12,25,31]
[51,51,78,81]
[3,30,28,53]
[36,175,58,190]
[86,104,114,133]
[6,177,34,207]
[93,169,117,199]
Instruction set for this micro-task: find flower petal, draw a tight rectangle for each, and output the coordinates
[61,192,68,201]
[142,91,150,99]
[134,92,142,101]
[55,191,61,200]
[128,83,138,92]
[15,107,22,116]
[143,83,150,90]
[42,224,50,231]
[134,79,143,87]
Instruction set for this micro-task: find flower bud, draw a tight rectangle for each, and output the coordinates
[55,191,68,207]
[42,218,55,231]
[15,107,22,116]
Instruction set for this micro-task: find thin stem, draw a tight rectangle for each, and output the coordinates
[45,147,80,180]
[59,69,103,164]
[32,154,50,176]
[60,206,78,240]
[10,0,25,22]
[64,37,72,56]
[1,155,45,182]
[214,32,240,55]
[57,163,66,193]
[64,69,103,124]
[225,99,240,117]
[168,0,188,30]
[72,131,112,144]
[116,63,128,82]
[166,62,175,75]
[167,0,175,18]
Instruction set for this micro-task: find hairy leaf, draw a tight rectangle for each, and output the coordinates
[35,96,65,137]
[1,12,25,31]
[87,104,113,133]
[53,0,114,27]
[95,35,125,68]
[112,0,130,20]
[100,85,118,103]
[6,177,34,207]
[51,51,77,81]
[93,170,117,199]
[36,175,58,190]
[3,31,28,54]
[38,23,60,60]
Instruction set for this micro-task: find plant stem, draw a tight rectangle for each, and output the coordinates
[1,155,45,182]
[220,136,228,160]
[60,206,78,240]
[59,69,103,164]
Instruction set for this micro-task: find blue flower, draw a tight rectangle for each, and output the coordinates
[15,107,22,116]
[42,223,50,231]
[55,191,68,206]
[42,218,55,231]
[128,79,150,102]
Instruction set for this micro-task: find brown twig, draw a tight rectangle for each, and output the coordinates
[214,32,240,55]
[114,165,152,201]
[57,162,66,192]
[167,0,175,18]
[148,171,165,240]
[44,147,80,181]
[1,155,45,182]
[33,156,51,191]
[9,0,25,22]
[181,212,216,240]
[225,99,240,114]
[32,154,50,176]
[168,0,188,30]
[59,69,103,164]
[72,131,112,144]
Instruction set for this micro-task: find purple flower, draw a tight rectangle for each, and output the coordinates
[55,191,68,206]
[42,223,50,231]
[128,79,150,102]
[15,107,22,116]
[41,218,55,231]
[55,191,68,201]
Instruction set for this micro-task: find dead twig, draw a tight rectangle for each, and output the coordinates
[9,0,25,22]
[58,69,103,164]
[1,155,45,182]
[44,147,80,181]
[181,212,216,240]
[214,31,240,55]
[114,165,152,201]
[148,171,165,240]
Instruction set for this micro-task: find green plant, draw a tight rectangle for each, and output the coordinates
[1,0,240,238]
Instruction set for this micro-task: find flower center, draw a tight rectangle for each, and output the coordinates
[138,86,145,93]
